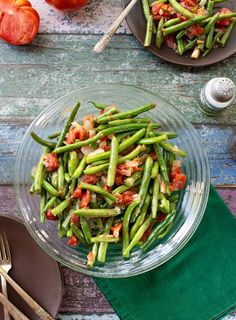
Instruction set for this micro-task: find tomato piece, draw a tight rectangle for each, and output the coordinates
[46,0,88,10]
[186,25,205,38]
[170,161,187,192]
[0,4,39,45]
[104,185,111,193]
[84,174,99,185]
[115,172,124,186]
[111,223,122,238]
[43,153,59,172]
[141,223,153,241]
[70,214,80,225]
[65,127,77,144]
[46,210,59,221]
[72,187,83,199]
[149,151,157,160]
[164,34,177,50]
[74,126,87,141]
[156,213,167,222]
[67,235,79,247]
[80,190,91,208]
[182,0,197,7]
[216,8,232,27]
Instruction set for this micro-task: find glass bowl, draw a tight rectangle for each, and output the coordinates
[15,84,210,278]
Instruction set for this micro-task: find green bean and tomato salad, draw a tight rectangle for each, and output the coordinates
[142,0,236,58]
[30,100,187,268]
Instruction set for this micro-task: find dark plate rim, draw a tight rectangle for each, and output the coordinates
[122,0,236,67]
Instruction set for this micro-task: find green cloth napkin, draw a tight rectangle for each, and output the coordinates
[95,186,236,320]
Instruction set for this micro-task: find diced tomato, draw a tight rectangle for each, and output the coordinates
[149,151,157,160]
[181,0,197,7]
[164,34,177,50]
[43,153,59,172]
[72,187,83,199]
[46,0,88,10]
[0,0,39,45]
[216,8,232,27]
[151,3,174,21]
[67,235,79,247]
[100,140,110,151]
[87,251,94,263]
[104,185,111,193]
[170,161,187,192]
[80,190,91,208]
[111,223,122,238]
[83,115,94,132]
[101,136,108,142]
[46,210,59,221]
[74,126,87,141]
[65,125,87,144]
[115,172,124,186]
[156,213,167,222]
[187,24,205,38]
[70,214,80,225]
[84,174,99,185]
[141,223,153,241]
[65,127,77,144]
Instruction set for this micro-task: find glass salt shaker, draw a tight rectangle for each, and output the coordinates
[199,77,235,116]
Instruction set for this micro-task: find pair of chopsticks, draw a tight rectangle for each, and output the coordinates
[0,267,54,320]
[93,0,139,53]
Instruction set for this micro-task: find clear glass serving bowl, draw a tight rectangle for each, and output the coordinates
[15,84,210,278]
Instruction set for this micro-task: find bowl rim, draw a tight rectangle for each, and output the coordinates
[15,83,210,278]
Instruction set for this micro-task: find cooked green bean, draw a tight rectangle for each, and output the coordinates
[91,235,119,243]
[96,106,119,120]
[220,18,236,47]
[124,169,144,187]
[48,131,61,140]
[156,17,165,49]
[34,147,49,194]
[80,217,92,243]
[176,30,185,40]
[203,31,224,57]
[31,132,56,148]
[144,15,153,47]
[51,199,70,216]
[159,141,187,157]
[58,156,65,196]
[207,0,214,16]
[139,134,167,145]
[152,177,160,219]
[40,190,47,223]
[87,242,99,268]
[108,118,150,126]
[177,38,184,55]
[89,101,108,110]
[74,208,121,218]
[151,161,159,179]
[184,38,198,52]
[151,135,169,183]
[42,180,59,196]
[71,156,87,179]
[42,196,57,214]
[163,16,206,36]
[107,136,119,187]
[68,151,79,177]
[71,224,86,243]
[164,18,181,28]
[97,217,114,263]
[169,0,194,19]
[79,182,117,202]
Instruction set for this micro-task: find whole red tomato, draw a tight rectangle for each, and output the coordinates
[46,0,89,10]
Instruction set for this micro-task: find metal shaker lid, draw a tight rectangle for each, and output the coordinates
[211,77,235,102]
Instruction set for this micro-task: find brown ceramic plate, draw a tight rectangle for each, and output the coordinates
[122,0,236,67]
[0,215,63,320]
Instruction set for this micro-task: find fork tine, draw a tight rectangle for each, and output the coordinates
[0,234,7,260]
[3,232,11,262]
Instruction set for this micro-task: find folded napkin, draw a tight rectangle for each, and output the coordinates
[95,186,236,320]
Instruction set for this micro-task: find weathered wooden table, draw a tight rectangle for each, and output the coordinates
[0,1,235,319]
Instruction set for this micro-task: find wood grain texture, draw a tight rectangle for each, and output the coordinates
[0,123,235,185]
[0,35,235,125]
[0,185,235,317]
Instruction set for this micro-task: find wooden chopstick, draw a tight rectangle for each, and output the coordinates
[0,267,54,320]
[0,292,30,320]
[93,0,139,53]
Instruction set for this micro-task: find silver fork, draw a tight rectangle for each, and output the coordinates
[0,232,12,320]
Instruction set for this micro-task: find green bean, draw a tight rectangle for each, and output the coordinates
[54,132,103,154]
[68,151,79,177]
[154,131,177,139]
[220,18,236,47]
[89,101,107,110]
[159,141,187,157]
[157,221,173,239]
[91,160,109,167]
[55,101,81,148]
[132,156,153,222]
[34,147,49,194]
[97,103,155,124]
[164,18,181,28]
[51,171,58,188]
[64,173,70,183]
[96,124,109,131]
[205,13,219,34]
[151,0,167,4]
[79,182,117,202]
[91,235,119,243]
[163,16,206,36]
[139,134,167,145]
[71,224,86,243]
[199,0,207,5]
[108,118,150,126]
[42,180,59,196]
[217,13,236,20]
[42,196,57,214]
[142,0,150,20]
[159,193,170,213]
[206,24,215,49]
[144,15,153,47]
[152,177,159,219]
[184,38,198,52]
[97,106,119,120]
[169,0,194,19]
[207,0,214,16]
[124,169,144,187]
[87,242,99,268]
[156,17,164,49]
[74,208,121,218]
[151,134,169,183]
[68,178,76,195]
[107,136,119,187]
[113,178,141,195]
[130,194,151,240]
[63,152,69,172]
[140,210,176,251]
[40,190,47,223]
[86,128,146,163]
[176,29,185,40]
[71,156,87,179]
[84,163,108,175]
[62,210,74,229]
[97,217,114,263]
[124,215,153,256]
[203,31,223,57]
[197,39,205,52]
[51,199,70,216]
[123,198,141,258]
[177,38,184,55]
[80,217,92,243]
[58,156,65,196]
[101,123,160,137]
[48,131,61,139]
[31,132,56,148]
[151,161,159,179]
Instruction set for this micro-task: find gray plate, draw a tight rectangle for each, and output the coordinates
[122,0,236,67]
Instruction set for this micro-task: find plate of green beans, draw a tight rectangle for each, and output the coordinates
[15,84,210,277]
[123,0,236,66]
